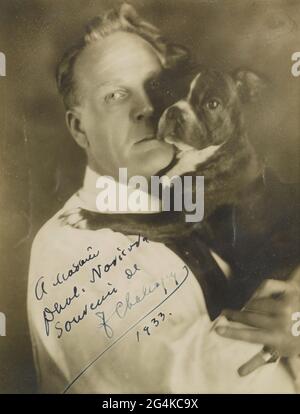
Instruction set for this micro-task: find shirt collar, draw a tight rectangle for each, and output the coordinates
[78,166,162,214]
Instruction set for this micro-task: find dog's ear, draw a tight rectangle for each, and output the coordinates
[234,71,266,103]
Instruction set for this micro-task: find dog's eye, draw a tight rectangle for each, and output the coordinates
[149,79,161,90]
[205,99,221,110]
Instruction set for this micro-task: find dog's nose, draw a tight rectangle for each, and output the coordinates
[166,106,184,122]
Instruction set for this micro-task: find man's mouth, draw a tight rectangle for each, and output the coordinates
[160,132,196,153]
[164,133,177,145]
[135,135,156,145]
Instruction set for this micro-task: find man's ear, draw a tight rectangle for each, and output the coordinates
[234,70,266,103]
[65,109,89,149]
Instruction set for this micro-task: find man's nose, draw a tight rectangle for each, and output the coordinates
[131,93,154,122]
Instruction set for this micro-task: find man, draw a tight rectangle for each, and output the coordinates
[27,3,299,393]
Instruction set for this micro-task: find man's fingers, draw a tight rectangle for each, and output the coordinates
[243,298,280,315]
[215,326,272,345]
[251,279,288,300]
[238,351,268,377]
[222,309,274,329]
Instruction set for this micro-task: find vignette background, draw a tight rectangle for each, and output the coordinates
[0,0,299,393]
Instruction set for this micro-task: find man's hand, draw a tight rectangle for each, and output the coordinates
[215,269,300,376]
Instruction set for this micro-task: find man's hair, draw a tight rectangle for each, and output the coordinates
[56,2,190,110]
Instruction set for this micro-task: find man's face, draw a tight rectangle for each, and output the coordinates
[74,31,175,179]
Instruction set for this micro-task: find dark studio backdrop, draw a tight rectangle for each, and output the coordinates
[0,0,299,393]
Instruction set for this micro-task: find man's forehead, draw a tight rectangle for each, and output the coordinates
[75,32,162,90]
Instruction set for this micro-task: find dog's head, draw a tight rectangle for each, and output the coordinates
[158,69,265,151]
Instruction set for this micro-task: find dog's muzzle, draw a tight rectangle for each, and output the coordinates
[158,104,186,143]
[165,105,185,122]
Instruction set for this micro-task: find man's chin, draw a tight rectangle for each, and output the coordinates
[129,142,175,177]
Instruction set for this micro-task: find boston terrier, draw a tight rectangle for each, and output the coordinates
[157,68,299,307]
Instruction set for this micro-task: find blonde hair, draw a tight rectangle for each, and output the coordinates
[56,2,190,109]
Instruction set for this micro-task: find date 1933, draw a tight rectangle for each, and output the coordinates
[136,311,171,342]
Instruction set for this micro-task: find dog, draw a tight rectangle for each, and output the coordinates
[157,68,300,308]
[157,69,264,217]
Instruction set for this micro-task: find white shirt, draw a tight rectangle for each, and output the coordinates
[27,167,296,393]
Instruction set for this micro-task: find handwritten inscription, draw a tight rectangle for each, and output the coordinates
[62,265,189,394]
[89,235,148,283]
[34,235,151,337]
[33,233,190,393]
[51,281,119,339]
[96,278,164,339]
[50,269,183,340]
[52,246,100,287]
[34,234,148,300]
[136,311,171,342]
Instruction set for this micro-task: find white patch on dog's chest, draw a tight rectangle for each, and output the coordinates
[166,144,223,178]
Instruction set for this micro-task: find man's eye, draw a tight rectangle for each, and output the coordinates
[104,90,128,104]
[205,99,221,110]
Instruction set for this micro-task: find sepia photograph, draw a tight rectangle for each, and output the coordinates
[0,0,299,396]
